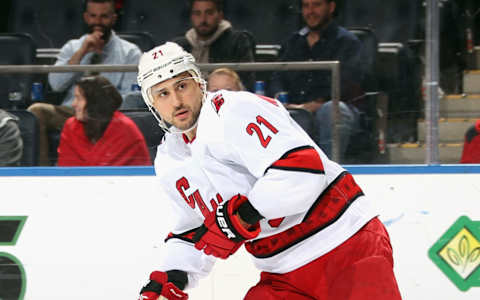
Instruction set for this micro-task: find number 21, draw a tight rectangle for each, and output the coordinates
[246,115,278,148]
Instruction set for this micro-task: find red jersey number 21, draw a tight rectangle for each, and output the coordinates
[246,115,278,148]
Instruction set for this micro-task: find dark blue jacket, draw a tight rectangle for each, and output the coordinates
[269,21,364,104]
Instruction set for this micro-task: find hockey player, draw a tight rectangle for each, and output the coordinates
[136,42,402,300]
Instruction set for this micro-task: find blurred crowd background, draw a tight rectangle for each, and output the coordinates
[0,0,480,167]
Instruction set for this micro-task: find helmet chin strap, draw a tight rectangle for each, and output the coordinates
[169,117,199,135]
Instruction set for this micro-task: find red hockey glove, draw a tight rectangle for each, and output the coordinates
[139,270,188,300]
[193,194,262,259]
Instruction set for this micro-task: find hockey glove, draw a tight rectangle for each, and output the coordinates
[139,270,188,300]
[193,194,262,259]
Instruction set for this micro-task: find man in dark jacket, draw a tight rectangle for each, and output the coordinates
[173,0,255,90]
[269,0,365,162]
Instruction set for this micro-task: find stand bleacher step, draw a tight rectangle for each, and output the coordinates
[417,118,475,143]
[463,71,480,94]
[440,94,480,118]
[387,143,463,164]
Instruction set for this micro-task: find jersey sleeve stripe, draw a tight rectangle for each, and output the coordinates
[302,171,362,221]
[245,171,364,258]
[164,227,200,244]
[267,146,324,174]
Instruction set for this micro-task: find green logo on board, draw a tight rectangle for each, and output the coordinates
[428,216,480,291]
[0,216,28,300]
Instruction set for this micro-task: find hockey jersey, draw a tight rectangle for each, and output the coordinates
[153,90,377,289]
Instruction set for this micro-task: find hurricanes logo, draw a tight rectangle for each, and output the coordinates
[211,94,225,114]
[429,216,480,291]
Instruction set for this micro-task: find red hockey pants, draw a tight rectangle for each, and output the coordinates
[244,217,402,300]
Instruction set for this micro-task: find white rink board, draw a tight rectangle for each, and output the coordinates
[1,170,480,299]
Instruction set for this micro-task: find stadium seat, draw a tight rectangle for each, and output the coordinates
[121,110,164,162]
[120,0,299,45]
[223,0,300,44]
[347,27,378,92]
[339,0,421,43]
[336,27,381,163]
[343,92,385,164]
[254,44,282,88]
[255,44,282,63]
[117,31,156,52]
[119,1,189,43]
[0,33,36,110]
[377,43,420,142]
[120,92,147,110]
[7,109,39,166]
[8,0,84,48]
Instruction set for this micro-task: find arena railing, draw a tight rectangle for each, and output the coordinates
[0,61,343,162]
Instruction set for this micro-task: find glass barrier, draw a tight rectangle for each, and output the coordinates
[0,0,478,167]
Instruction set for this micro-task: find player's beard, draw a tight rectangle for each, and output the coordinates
[171,99,202,132]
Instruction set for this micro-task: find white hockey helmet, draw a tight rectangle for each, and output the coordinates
[137,42,205,132]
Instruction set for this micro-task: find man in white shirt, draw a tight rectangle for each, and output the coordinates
[27,0,141,165]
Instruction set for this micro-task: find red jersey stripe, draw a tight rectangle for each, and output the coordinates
[245,172,364,258]
[165,227,199,244]
[269,146,324,174]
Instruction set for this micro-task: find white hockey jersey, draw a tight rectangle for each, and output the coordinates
[153,90,377,289]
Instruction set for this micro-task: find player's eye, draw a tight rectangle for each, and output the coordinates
[158,90,168,97]
[177,82,187,90]
[152,90,168,103]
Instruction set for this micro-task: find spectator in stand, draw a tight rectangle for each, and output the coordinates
[207,67,245,92]
[0,109,23,166]
[269,0,365,161]
[28,0,142,166]
[460,120,480,163]
[57,76,151,166]
[173,0,255,90]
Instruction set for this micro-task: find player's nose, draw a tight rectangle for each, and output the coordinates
[171,91,184,107]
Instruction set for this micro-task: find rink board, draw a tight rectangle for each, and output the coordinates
[1,165,480,299]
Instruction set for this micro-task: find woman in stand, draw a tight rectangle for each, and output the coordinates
[57,75,151,166]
